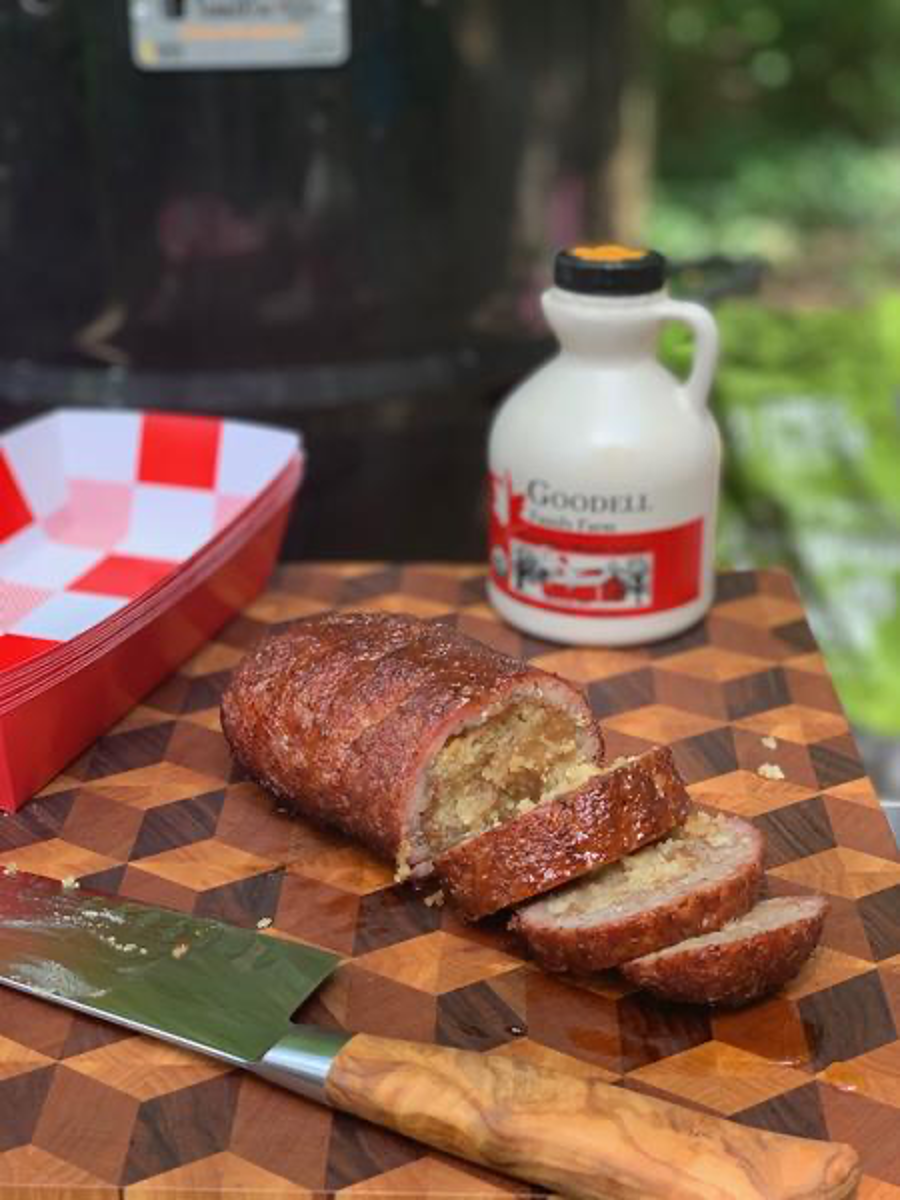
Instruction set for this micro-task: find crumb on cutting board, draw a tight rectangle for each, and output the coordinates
[256,917,273,929]
[394,847,412,884]
[757,762,786,780]
[761,735,778,750]
[172,942,190,959]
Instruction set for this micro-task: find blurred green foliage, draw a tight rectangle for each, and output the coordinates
[662,299,900,734]
[650,2,900,735]
[649,140,900,268]
[648,0,900,267]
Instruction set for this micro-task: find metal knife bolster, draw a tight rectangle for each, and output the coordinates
[250,1025,353,1103]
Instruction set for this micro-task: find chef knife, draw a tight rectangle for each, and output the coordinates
[0,871,859,1200]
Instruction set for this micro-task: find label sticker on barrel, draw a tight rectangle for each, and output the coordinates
[489,472,703,617]
[129,0,350,72]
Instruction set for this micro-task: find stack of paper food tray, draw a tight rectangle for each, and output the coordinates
[0,408,302,810]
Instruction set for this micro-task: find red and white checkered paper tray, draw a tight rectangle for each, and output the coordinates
[0,457,301,705]
[0,409,303,810]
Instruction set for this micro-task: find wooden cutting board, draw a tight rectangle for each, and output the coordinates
[0,564,898,1198]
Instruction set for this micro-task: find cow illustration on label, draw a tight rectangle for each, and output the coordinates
[510,543,652,609]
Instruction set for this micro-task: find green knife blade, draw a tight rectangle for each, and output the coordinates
[0,871,339,1063]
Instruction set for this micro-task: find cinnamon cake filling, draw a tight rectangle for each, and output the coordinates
[421,700,603,855]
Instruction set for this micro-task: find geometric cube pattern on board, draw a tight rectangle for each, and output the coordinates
[0,564,897,1197]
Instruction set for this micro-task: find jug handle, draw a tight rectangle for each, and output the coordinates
[658,299,720,411]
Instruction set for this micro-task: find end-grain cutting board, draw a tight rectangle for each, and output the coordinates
[0,565,897,1198]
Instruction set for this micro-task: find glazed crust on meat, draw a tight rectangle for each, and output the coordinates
[434,746,690,920]
[510,816,765,973]
[220,611,600,873]
[621,896,828,1006]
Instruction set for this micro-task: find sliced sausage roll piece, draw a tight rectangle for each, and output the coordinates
[510,810,764,972]
[434,747,691,920]
[621,895,828,1006]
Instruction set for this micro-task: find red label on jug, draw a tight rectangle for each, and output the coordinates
[488,472,703,617]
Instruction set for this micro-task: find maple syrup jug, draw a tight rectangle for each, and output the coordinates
[488,245,721,646]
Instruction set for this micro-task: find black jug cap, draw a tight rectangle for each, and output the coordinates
[554,244,667,295]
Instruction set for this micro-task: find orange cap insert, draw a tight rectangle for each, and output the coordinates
[569,243,647,262]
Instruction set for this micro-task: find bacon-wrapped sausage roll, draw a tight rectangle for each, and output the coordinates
[221,611,602,880]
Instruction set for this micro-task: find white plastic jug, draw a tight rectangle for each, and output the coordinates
[488,244,721,646]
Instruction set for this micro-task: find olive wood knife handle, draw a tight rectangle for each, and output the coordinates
[323,1034,859,1200]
